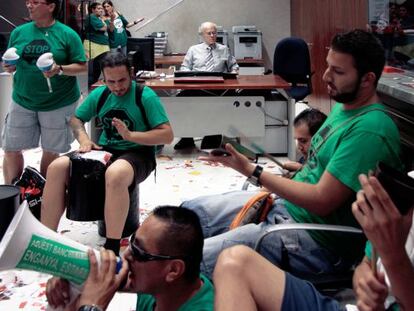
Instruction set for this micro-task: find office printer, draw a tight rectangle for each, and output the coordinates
[232,25,262,59]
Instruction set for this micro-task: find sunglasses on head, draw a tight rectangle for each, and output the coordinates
[128,234,185,262]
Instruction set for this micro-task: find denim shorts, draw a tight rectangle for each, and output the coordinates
[282,272,344,311]
[2,100,77,153]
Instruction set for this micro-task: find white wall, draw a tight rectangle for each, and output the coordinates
[113,0,291,69]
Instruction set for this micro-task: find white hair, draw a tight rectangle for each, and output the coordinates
[199,21,217,34]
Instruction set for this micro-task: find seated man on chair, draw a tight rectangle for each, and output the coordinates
[213,174,414,311]
[181,29,401,279]
[283,107,327,172]
[174,21,239,150]
[41,52,174,255]
[46,206,214,311]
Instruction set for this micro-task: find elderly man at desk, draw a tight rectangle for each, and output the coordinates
[181,21,238,73]
[175,21,239,150]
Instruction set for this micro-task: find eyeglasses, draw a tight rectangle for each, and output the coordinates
[205,31,217,36]
[26,1,49,6]
[128,234,185,262]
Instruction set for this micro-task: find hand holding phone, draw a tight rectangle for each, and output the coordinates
[374,162,414,215]
[210,148,231,157]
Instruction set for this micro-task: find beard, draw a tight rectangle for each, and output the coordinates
[330,76,361,104]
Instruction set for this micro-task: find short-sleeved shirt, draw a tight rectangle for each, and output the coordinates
[285,103,401,261]
[8,21,86,111]
[180,42,239,72]
[85,14,108,45]
[106,15,129,48]
[363,212,414,311]
[75,81,169,151]
[135,274,214,311]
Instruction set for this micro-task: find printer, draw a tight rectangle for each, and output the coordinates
[216,26,229,46]
[232,25,262,59]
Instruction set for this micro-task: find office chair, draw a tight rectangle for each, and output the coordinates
[255,223,364,296]
[273,37,313,102]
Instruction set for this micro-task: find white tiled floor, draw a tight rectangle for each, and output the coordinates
[0,140,286,310]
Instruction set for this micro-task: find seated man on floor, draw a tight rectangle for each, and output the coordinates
[213,174,414,311]
[46,205,214,311]
[283,107,327,172]
[181,29,402,279]
[41,52,174,255]
[174,21,239,150]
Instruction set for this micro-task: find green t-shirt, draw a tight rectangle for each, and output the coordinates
[106,15,129,48]
[85,14,109,45]
[75,81,169,151]
[285,103,401,261]
[135,274,214,311]
[8,21,86,111]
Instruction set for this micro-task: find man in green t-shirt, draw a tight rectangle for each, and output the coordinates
[212,174,414,311]
[181,29,402,279]
[46,206,215,311]
[41,52,173,255]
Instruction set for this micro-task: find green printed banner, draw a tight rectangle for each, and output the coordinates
[16,234,90,285]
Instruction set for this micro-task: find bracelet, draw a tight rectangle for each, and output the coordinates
[58,65,64,76]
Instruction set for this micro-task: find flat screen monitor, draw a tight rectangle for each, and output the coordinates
[127,38,155,73]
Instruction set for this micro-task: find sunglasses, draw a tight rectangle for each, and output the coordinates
[128,234,185,262]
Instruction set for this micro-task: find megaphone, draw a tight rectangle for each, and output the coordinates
[0,201,123,308]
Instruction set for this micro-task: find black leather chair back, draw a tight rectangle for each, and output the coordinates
[273,37,312,101]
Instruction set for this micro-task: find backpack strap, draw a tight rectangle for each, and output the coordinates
[135,83,151,130]
[96,87,112,115]
[229,191,274,230]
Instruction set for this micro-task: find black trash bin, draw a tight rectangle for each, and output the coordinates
[67,152,139,238]
[0,185,21,241]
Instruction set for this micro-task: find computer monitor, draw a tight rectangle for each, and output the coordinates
[127,38,155,73]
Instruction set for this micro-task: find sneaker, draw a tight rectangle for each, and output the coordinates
[13,166,45,220]
[14,166,45,189]
[173,138,196,150]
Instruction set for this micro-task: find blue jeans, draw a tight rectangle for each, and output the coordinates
[182,191,352,278]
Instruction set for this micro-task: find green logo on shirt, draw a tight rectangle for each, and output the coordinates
[102,109,135,144]
[23,39,51,65]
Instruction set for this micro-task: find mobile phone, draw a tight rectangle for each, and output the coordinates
[374,162,414,215]
[200,135,256,160]
[210,148,231,157]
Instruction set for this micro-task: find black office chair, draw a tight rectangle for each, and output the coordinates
[273,37,313,102]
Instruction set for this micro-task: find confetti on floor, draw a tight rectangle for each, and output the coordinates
[0,141,287,310]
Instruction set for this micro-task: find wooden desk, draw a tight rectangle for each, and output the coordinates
[144,74,288,90]
[144,74,294,157]
[155,55,185,67]
[155,55,265,68]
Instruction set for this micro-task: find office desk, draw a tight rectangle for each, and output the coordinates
[144,74,296,157]
[377,71,414,156]
[155,55,265,66]
[145,74,286,90]
[155,55,185,67]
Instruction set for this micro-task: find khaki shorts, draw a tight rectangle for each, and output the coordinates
[1,100,78,153]
[83,40,110,59]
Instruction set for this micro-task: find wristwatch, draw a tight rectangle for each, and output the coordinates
[58,65,64,75]
[77,305,103,311]
[247,165,263,187]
